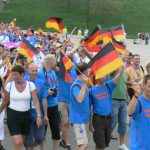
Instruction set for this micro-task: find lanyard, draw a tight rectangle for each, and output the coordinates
[133,66,141,78]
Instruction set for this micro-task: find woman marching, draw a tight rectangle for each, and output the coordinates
[0,65,42,150]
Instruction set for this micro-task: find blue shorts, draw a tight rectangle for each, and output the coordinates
[24,118,45,147]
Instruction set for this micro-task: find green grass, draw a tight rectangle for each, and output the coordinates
[0,0,150,38]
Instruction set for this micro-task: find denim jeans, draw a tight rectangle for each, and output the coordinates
[112,99,127,136]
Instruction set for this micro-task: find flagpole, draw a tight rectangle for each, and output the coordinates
[62,52,89,80]
[67,27,76,39]
[97,24,102,29]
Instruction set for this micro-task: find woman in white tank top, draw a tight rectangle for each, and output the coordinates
[0,65,42,150]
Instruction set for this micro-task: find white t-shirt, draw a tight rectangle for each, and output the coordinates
[32,52,44,69]
[73,52,90,64]
[0,35,10,44]
[5,81,36,112]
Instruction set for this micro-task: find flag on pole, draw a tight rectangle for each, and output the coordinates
[112,36,127,54]
[17,37,37,62]
[45,17,63,33]
[84,27,103,52]
[102,24,126,42]
[88,42,124,79]
[58,52,73,82]
[9,18,17,30]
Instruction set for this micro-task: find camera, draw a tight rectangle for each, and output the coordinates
[50,88,57,97]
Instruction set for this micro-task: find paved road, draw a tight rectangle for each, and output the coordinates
[3,124,129,150]
[126,39,150,67]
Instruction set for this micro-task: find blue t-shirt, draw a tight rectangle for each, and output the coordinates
[24,71,30,80]
[89,80,115,116]
[29,78,47,118]
[57,66,77,104]
[6,32,13,42]
[130,96,150,150]
[38,69,58,107]
[57,79,71,104]
[69,79,90,124]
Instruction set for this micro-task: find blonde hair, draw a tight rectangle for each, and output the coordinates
[145,61,150,72]
[44,54,56,66]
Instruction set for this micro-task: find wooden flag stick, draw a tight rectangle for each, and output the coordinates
[68,27,76,39]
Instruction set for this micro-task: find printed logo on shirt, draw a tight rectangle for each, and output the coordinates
[144,109,150,118]
[95,91,108,100]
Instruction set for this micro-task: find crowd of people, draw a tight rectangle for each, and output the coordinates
[134,32,150,45]
[0,24,149,150]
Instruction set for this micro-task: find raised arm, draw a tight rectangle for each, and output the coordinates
[76,76,88,103]
[128,84,141,115]
[114,66,125,84]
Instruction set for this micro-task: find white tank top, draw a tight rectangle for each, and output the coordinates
[5,81,36,111]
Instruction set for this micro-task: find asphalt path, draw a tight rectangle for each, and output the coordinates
[3,124,129,150]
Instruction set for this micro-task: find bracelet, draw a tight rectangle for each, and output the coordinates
[37,114,41,117]
[133,95,138,99]
[133,95,139,98]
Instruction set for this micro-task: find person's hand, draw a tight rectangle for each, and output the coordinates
[44,115,49,125]
[36,116,42,128]
[81,75,89,84]
[118,65,125,74]
[133,83,141,97]
[47,89,55,96]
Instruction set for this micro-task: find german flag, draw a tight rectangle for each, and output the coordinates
[111,25,125,40]
[84,27,103,52]
[62,53,73,71]
[101,29,127,54]
[88,42,123,79]
[18,37,37,62]
[58,52,73,82]
[112,36,127,54]
[88,72,97,87]
[45,17,63,33]
[9,18,17,30]
[102,25,125,42]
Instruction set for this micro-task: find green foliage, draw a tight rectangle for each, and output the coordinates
[0,0,150,38]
